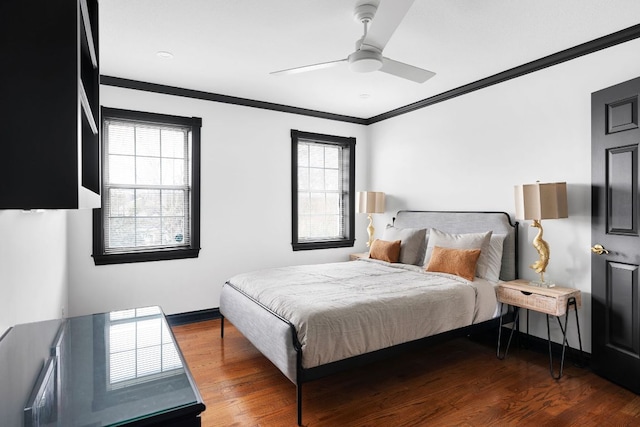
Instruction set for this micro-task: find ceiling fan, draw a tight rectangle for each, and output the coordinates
[271,0,435,83]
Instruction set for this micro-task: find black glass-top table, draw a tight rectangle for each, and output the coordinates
[0,306,205,427]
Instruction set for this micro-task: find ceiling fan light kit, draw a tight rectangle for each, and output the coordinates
[270,0,435,83]
[349,49,383,72]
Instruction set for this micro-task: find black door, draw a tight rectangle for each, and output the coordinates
[591,76,640,393]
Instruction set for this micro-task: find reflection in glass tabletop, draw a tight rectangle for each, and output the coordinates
[20,306,205,427]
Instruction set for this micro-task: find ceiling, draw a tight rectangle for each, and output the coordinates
[99,0,640,120]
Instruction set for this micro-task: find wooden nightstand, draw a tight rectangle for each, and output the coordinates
[349,252,369,261]
[496,279,583,379]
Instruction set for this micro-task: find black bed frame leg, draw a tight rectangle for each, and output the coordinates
[220,315,225,338]
[297,383,303,426]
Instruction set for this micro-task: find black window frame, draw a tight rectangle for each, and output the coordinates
[291,129,355,251]
[92,107,201,265]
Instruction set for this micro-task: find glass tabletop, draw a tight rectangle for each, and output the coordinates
[13,306,204,427]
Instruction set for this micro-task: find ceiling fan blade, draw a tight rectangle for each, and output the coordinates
[270,59,346,76]
[362,0,415,51]
[379,57,435,83]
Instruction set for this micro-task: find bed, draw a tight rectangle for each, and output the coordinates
[220,210,518,425]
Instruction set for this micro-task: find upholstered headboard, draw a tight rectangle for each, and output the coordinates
[392,210,519,281]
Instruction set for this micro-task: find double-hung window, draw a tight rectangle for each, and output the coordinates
[93,108,201,265]
[291,130,355,250]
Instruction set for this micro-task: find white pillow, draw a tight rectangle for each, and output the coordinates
[480,234,505,282]
[423,228,493,278]
[381,226,427,265]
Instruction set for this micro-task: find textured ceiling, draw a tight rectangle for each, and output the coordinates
[100,0,640,119]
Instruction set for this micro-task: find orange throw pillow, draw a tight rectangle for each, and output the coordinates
[369,239,402,263]
[425,246,481,281]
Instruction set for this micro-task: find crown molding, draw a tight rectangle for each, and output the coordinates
[100,76,369,125]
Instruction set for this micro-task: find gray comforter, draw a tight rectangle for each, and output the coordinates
[225,259,498,368]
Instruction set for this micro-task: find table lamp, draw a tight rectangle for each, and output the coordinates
[514,182,568,286]
[356,191,385,247]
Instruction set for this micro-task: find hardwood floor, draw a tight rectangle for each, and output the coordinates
[172,319,640,426]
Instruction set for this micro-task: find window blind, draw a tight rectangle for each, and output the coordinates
[103,119,192,254]
[297,139,346,240]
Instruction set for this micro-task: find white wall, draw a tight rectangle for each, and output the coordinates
[368,38,640,352]
[30,37,640,353]
[0,210,68,335]
[66,86,370,317]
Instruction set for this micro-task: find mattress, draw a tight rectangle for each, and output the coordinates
[224,258,498,369]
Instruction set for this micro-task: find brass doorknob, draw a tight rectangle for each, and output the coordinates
[591,244,609,255]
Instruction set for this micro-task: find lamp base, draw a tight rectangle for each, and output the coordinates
[366,214,375,247]
[529,278,556,288]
